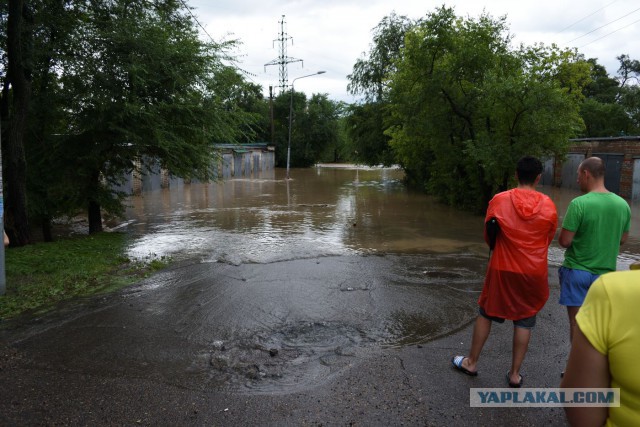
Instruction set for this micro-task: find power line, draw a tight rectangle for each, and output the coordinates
[579,16,640,48]
[566,6,640,43]
[557,0,619,33]
[177,0,217,45]
[177,0,259,84]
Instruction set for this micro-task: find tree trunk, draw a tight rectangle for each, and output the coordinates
[4,0,32,246]
[88,200,103,234]
[87,170,103,233]
[41,218,53,242]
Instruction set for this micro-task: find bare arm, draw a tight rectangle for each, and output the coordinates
[620,231,628,246]
[561,326,610,427]
[558,228,575,248]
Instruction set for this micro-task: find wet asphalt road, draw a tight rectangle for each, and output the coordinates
[0,262,570,426]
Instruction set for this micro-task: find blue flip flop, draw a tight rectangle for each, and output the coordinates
[451,356,478,376]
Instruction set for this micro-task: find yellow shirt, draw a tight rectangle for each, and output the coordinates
[576,270,640,427]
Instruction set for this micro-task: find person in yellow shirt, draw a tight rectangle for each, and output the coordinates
[561,269,640,426]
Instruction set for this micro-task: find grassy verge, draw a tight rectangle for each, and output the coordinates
[0,232,169,320]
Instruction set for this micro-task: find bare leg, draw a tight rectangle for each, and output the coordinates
[509,326,531,384]
[562,306,581,377]
[462,315,492,373]
[567,306,580,343]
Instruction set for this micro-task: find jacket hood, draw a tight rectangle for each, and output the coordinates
[510,188,545,220]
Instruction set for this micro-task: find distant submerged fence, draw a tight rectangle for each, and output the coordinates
[113,143,275,195]
[551,136,640,201]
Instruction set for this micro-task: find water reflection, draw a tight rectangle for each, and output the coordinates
[124,167,488,264]
[96,165,640,393]
[123,166,640,269]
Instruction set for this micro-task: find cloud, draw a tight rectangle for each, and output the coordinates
[188,0,640,103]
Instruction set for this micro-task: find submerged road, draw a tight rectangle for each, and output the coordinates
[1,262,570,426]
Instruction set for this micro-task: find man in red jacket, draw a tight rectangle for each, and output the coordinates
[451,156,558,387]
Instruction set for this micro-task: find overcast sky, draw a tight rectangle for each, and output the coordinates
[187,0,640,103]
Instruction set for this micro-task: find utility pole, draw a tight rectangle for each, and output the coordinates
[264,15,303,94]
[269,85,274,144]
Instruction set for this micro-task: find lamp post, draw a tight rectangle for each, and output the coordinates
[286,71,326,179]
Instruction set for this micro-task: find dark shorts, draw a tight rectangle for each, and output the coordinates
[478,306,536,329]
[558,266,600,307]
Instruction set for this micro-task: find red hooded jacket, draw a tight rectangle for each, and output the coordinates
[478,188,558,320]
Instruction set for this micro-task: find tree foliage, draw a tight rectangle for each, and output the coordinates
[56,0,245,233]
[2,0,33,246]
[579,56,638,137]
[347,12,413,103]
[271,90,343,168]
[2,0,269,240]
[304,93,343,165]
[346,7,640,213]
[616,54,640,133]
[344,102,395,166]
[345,13,412,166]
[387,7,587,212]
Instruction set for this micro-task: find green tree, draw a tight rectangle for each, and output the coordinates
[271,90,343,168]
[2,0,33,246]
[617,54,640,134]
[271,90,298,168]
[387,7,587,212]
[208,65,270,144]
[33,0,253,233]
[579,58,633,137]
[620,85,640,134]
[346,13,413,166]
[1,0,271,242]
[301,93,342,166]
[23,0,82,241]
[583,58,619,103]
[347,12,413,103]
[344,102,395,165]
[617,54,640,87]
[325,110,350,163]
[580,98,632,137]
[59,0,222,232]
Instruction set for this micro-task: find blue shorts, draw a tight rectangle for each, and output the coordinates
[478,306,536,329]
[558,266,600,307]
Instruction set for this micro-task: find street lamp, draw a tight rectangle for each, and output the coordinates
[286,71,326,179]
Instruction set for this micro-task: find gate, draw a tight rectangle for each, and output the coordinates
[633,159,640,201]
[541,158,554,186]
[561,154,584,191]
[593,153,623,195]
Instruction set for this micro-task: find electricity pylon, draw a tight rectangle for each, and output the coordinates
[264,15,303,94]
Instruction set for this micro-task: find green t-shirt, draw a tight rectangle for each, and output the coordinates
[562,192,631,274]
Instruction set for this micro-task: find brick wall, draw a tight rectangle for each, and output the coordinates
[564,137,640,199]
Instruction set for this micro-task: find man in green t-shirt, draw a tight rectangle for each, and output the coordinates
[558,157,631,350]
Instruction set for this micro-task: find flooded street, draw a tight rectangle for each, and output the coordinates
[122,165,640,273]
[123,167,489,264]
[112,166,492,393]
[6,166,640,397]
[90,165,638,393]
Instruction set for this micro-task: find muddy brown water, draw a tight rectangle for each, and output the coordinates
[6,165,640,394]
[122,165,640,271]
